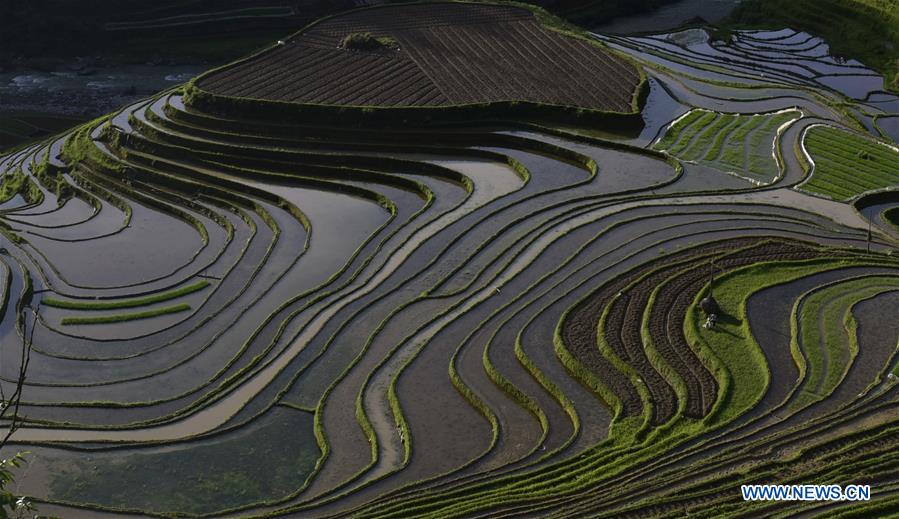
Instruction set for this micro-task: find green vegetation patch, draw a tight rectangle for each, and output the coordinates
[61,303,191,325]
[0,168,42,203]
[340,32,398,51]
[685,260,836,427]
[799,126,899,201]
[654,109,799,184]
[44,280,209,310]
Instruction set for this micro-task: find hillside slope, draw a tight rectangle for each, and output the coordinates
[730,0,899,91]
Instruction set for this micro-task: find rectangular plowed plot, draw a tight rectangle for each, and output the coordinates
[196,2,641,112]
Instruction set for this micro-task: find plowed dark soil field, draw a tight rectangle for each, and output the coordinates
[197,2,642,111]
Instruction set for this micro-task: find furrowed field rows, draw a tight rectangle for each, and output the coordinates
[2,1,899,517]
[196,2,641,113]
[654,109,801,184]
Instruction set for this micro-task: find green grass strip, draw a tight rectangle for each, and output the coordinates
[655,109,707,150]
[655,110,798,184]
[702,115,743,162]
[801,126,899,200]
[61,303,191,325]
[44,280,209,310]
[680,113,737,161]
[718,115,768,168]
[667,111,719,155]
[745,111,799,179]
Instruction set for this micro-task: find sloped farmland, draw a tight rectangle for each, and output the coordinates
[2,2,899,517]
[194,2,645,116]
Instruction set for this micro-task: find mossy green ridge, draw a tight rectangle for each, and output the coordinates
[0,167,43,204]
[60,303,191,325]
[44,280,209,310]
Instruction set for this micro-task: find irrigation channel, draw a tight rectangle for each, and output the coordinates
[1,14,899,519]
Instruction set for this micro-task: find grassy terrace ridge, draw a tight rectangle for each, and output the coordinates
[799,125,899,201]
[43,280,210,310]
[0,168,41,204]
[728,0,899,91]
[6,1,899,516]
[349,247,897,519]
[60,303,192,325]
[790,276,899,409]
[186,0,647,128]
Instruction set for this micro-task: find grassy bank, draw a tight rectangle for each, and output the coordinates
[44,281,209,310]
[61,303,191,325]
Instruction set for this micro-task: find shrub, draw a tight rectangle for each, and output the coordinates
[339,32,397,51]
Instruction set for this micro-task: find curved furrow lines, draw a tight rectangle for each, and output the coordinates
[3,5,899,517]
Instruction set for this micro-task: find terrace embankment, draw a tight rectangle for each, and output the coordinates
[5,2,899,517]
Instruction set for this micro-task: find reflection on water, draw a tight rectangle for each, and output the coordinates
[594,0,741,34]
[7,407,320,515]
[878,116,899,144]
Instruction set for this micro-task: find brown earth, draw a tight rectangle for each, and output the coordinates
[197,2,642,111]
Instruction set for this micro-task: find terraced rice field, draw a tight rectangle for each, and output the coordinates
[654,109,801,184]
[798,126,899,201]
[1,2,899,517]
[729,0,899,91]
